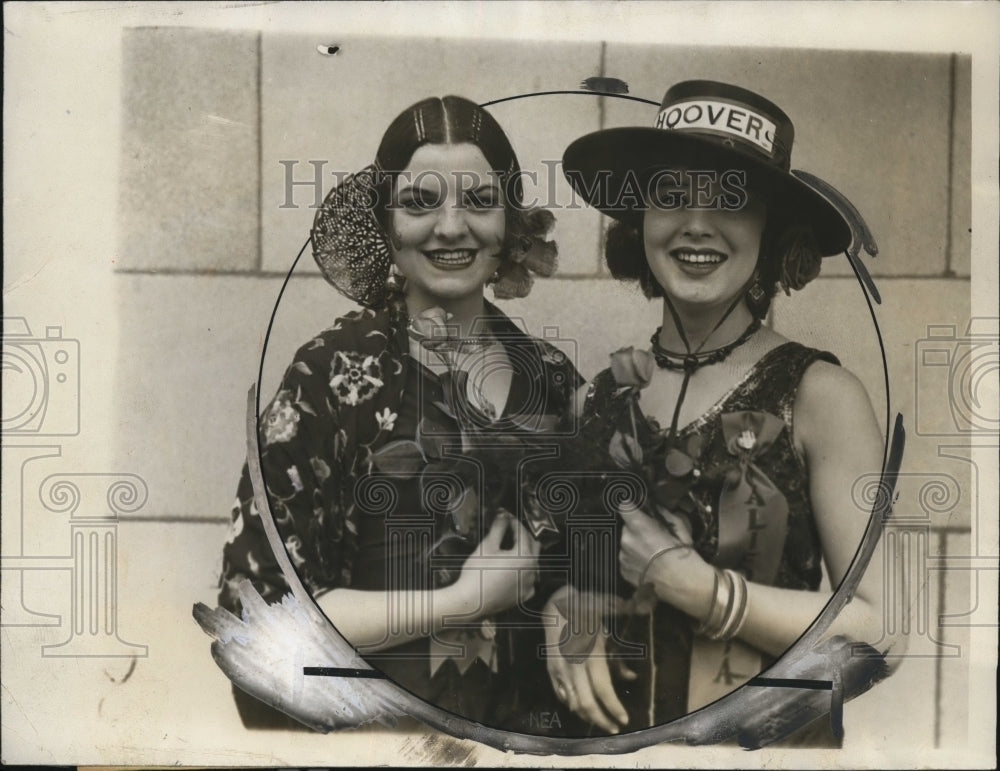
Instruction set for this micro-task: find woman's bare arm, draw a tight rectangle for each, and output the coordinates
[636,362,905,658]
[316,512,540,652]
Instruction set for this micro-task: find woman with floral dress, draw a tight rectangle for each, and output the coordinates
[219,95,581,729]
[541,80,904,737]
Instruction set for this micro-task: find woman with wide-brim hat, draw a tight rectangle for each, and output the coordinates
[544,80,904,734]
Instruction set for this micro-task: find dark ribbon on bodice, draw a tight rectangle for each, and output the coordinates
[714,410,790,584]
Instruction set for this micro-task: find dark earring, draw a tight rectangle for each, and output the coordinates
[386,265,405,292]
[745,271,768,317]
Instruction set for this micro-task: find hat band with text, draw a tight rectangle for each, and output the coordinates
[655,99,777,157]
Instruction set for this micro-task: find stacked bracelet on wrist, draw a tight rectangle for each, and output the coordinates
[638,544,690,586]
[696,568,749,641]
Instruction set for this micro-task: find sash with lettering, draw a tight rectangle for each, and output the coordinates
[687,410,790,711]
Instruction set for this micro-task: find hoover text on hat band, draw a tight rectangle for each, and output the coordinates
[656,100,777,155]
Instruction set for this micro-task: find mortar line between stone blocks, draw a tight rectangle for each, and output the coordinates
[597,40,607,131]
[111,269,976,281]
[933,529,947,747]
[255,30,264,273]
[121,515,230,525]
[595,40,608,277]
[944,53,957,278]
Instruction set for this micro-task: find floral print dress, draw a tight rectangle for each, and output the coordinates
[219,297,582,726]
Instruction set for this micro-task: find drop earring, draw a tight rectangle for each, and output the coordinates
[386,264,405,292]
[745,271,767,317]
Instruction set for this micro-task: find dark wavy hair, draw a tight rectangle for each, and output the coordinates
[605,210,823,319]
[370,95,548,268]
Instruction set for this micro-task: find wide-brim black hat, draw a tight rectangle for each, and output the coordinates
[563,80,853,257]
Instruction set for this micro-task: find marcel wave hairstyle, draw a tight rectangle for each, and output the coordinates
[370,95,555,297]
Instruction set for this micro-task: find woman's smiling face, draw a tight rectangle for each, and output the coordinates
[643,170,766,313]
[389,143,505,309]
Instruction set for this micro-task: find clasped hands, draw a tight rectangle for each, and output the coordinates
[543,506,699,733]
[448,505,701,732]
[448,509,541,619]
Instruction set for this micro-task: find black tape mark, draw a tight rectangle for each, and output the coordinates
[580,76,630,95]
[304,667,388,679]
[748,677,833,691]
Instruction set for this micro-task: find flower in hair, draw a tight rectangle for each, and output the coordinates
[492,261,535,300]
[778,225,822,293]
[491,208,559,299]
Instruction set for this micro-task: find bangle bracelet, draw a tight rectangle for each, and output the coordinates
[696,568,729,637]
[693,570,718,633]
[723,570,750,641]
[704,569,737,640]
[716,569,747,641]
[639,544,690,586]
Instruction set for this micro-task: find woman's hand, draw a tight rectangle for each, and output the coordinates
[542,585,634,734]
[618,506,694,588]
[447,510,541,619]
[619,506,717,622]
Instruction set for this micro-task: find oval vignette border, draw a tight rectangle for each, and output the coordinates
[250,89,897,755]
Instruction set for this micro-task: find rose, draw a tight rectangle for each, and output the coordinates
[409,306,457,343]
[609,346,655,388]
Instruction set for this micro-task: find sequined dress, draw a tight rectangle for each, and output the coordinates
[581,341,840,727]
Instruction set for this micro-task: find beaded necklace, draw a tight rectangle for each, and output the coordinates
[655,287,761,440]
[650,317,762,372]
